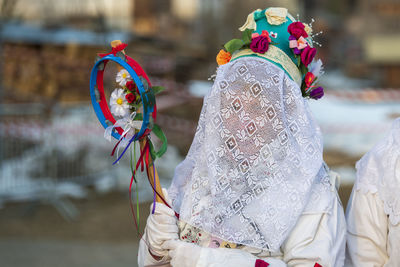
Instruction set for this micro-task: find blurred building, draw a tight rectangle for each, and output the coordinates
[132,0,300,52]
[358,0,400,87]
[10,0,132,30]
[2,0,399,107]
[0,0,202,105]
[1,0,302,105]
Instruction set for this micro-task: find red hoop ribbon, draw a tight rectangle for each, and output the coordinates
[98,43,128,57]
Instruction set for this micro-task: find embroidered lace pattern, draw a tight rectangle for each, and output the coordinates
[169,57,331,251]
[231,47,302,87]
[355,118,400,225]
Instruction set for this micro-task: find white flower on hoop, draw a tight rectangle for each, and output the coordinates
[110,88,130,117]
[116,69,131,86]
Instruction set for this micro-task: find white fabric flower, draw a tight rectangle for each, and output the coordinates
[303,23,313,35]
[265,7,287,25]
[239,9,261,31]
[110,88,129,117]
[309,59,324,77]
[116,69,131,86]
[104,111,143,142]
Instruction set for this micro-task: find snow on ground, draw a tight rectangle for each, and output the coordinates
[310,94,400,156]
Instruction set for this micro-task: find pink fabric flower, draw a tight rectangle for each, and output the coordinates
[301,45,316,66]
[288,22,308,39]
[289,36,308,54]
[252,31,272,42]
[250,30,271,54]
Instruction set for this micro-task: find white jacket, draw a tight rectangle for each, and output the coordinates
[138,177,346,267]
[346,187,400,267]
[346,118,400,267]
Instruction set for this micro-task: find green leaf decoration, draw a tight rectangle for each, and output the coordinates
[142,87,156,108]
[300,81,307,96]
[149,124,168,159]
[147,87,156,106]
[224,39,244,54]
[152,86,165,95]
[149,140,157,161]
[148,116,154,130]
[300,64,308,76]
[296,56,301,67]
[130,103,142,110]
[242,29,253,45]
[139,76,149,91]
[133,113,143,120]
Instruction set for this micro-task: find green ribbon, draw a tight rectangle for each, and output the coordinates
[148,123,168,161]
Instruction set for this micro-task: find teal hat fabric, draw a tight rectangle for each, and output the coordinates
[228,7,324,98]
[230,7,317,87]
[253,9,297,65]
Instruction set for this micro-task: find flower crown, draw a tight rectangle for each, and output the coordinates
[216,8,324,100]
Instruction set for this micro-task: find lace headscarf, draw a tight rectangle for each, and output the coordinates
[355,118,400,225]
[168,57,332,251]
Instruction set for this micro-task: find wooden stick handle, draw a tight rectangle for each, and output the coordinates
[139,139,164,203]
[110,40,165,203]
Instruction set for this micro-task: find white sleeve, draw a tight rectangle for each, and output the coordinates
[345,189,388,267]
[138,234,171,267]
[281,192,346,267]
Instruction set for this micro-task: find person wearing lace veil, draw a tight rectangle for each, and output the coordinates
[346,118,400,266]
[138,7,346,267]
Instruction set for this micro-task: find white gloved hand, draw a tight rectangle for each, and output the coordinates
[162,239,202,267]
[145,188,179,258]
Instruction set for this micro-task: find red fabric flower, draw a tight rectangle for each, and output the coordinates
[288,22,308,39]
[250,31,271,54]
[304,72,316,87]
[126,81,136,91]
[125,93,135,103]
[301,46,316,66]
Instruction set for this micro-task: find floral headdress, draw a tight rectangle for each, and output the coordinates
[216,7,324,100]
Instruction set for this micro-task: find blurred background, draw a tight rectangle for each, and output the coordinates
[0,0,399,266]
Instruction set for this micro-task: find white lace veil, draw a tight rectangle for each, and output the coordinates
[355,118,400,225]
[168,57,332,251]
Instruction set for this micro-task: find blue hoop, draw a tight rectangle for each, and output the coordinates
[89,54,153,140]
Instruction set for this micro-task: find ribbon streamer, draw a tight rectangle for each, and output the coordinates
[98,43,128,57]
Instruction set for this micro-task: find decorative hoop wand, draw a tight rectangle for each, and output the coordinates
[90,40,171,229]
